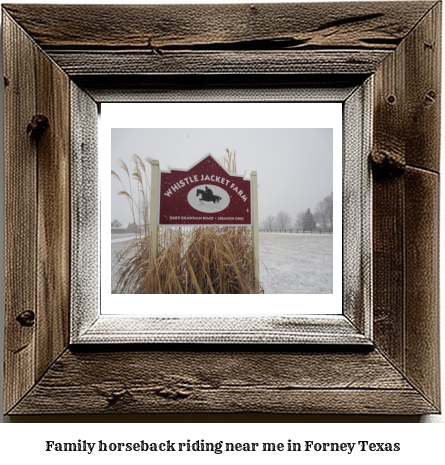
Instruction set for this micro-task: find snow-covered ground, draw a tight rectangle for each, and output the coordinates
[111,239,136,292]
[111,234,137,244]
[111,232,332,294]
[258,233,332,294]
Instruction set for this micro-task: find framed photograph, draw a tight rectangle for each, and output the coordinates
[3,2,440,415]
[97,100,353,343]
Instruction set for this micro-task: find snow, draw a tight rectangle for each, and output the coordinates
[111,232,333,294]
[111,239,136,292]
[111,234,137,244]
[258,233,332,294]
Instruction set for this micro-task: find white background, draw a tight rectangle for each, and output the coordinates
[102,103,342,315]
[0,0,444,462]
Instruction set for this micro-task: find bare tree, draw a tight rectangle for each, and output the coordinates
[315,201,328,229]
[314,192,333,229]
[324,192,333,228]
[274,210,292,229]
[295,211,305,229]
[262,215,275,229]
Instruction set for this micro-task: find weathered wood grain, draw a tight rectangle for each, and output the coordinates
[342,81,372,337]
[404,2,441,172]
[9,349,438,415]
[3,12,37,414]
[13,387,437,416]
[4,2,433,81]
[35,43,71,380]
[371,3,441,411]
[47,50,391,77]
[370,26,405,366]
[3,2,435,50]
[76,315,368,345]
[69,83,99,341]
[2,2,441,416]
[404,168,440,409]
[372,176,405,370]
[3,10,71,412]
[75,74,365,103]
[372,3,418,369]
[371,1,440,173]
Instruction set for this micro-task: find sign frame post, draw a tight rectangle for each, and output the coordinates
[149,160,159,261]
[250,171,259,293]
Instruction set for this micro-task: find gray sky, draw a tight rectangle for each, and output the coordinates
[111,128,333,226]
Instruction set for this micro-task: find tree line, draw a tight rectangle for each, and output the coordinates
[261,192,333,230]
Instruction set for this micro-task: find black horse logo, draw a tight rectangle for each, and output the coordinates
[196,188,222,204]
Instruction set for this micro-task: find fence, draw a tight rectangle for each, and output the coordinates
[259,228,332,234]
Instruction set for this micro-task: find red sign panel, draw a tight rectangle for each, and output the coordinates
[159,154,252,226]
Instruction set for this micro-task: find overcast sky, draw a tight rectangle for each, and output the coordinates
[111,128,334,226]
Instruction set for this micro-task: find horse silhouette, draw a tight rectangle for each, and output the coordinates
[196,188,222,203]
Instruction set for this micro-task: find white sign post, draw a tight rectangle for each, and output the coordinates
[149,160,159,261]
[250,171,260,293]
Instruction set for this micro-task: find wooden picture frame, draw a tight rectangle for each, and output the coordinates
[2,2,440,415]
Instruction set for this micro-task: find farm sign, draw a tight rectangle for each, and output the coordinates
[159,154,252,226]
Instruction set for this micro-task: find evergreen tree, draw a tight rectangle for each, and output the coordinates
[302,208,316,230]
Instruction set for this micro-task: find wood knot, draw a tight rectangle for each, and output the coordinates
[27,115,49,140]
[370,149,405,178]
[105,390,128,405]
[95,385,131,405]
[16,310,35,327]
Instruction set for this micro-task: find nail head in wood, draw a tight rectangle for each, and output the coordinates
[424,90,436,105]
[16,310,35,327]
[26,114,49,141]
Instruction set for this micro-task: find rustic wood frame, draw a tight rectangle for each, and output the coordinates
[3,2,441,415]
